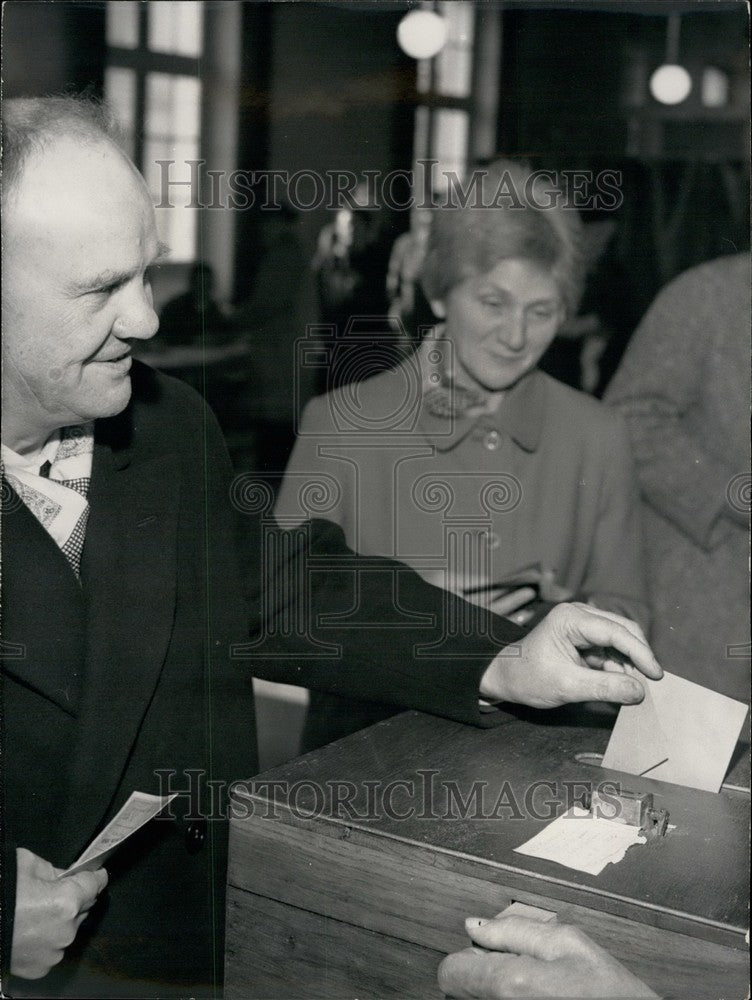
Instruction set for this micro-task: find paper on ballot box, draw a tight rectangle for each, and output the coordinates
[514,806,647,876]
[602,670,748,793]
[59,791,177,878]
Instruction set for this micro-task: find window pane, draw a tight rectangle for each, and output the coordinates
[143,73,202,262]
[145,73,202,140]
[148,1,204,57]
[104,66,137,160]
[144,136,202,262]
[435,1,475,98]
[435,45,472,98]
[106,1,140,49]
[154,203,197,264]
[440,1,474,49]
[432,109,469,198]
[145,138,199,262]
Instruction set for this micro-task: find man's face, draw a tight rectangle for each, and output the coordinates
[2,137,162,447]
[433,258,564,394]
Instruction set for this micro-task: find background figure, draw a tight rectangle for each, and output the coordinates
[588,230,644,398]
[605,253,751,701]
[149,261,247,432]
[312,206,357,335]
[277,159,648,751]
[233,205,318,483]
[386,205,437,345]
[538,219,641,395]
[313,192,401,392]
[158,261,232,348]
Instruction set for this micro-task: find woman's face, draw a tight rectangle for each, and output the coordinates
[433,258,564,393]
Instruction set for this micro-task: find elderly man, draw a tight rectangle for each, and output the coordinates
[1,96,660,999]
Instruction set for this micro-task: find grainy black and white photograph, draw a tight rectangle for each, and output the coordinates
[1,1,749,998]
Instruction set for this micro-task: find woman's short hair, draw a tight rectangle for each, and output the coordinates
[420,159,586,316]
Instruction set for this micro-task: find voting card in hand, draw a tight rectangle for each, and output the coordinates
[59,791,178,877]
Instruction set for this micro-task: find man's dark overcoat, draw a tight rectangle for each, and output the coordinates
[1,362,514,997]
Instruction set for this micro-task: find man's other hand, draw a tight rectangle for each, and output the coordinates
[438,915,659,998]
[480,602,662,708]
[11,847,109,980]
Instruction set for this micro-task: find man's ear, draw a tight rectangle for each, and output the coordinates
[430,299,447,319]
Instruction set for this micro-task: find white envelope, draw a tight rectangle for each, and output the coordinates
[602,671,749,793]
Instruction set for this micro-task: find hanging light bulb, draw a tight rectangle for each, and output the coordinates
[649,14,692,105]
[650,64,692,105]
[397,9,448,60]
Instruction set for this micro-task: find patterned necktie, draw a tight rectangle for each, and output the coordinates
[39,462,91,576]
[4,425,94,579]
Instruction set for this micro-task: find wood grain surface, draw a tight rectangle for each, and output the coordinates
[226,890,444,999]
[226,710,750,999]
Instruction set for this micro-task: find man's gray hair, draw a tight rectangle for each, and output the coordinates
[1,95,124,206]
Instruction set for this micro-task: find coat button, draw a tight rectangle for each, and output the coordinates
[185,820,206,854]
[483,430,501,451]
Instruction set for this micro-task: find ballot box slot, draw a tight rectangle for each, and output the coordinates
[573,753,750,798]
[226,715,749,998]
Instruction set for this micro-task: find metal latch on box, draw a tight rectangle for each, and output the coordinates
[589,789,669,840]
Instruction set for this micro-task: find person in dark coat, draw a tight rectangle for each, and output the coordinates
[1,96,661,999]
[157,262,232,348]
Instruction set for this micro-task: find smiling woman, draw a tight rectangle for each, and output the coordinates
[429,257,564,397]
[275,158,649,752]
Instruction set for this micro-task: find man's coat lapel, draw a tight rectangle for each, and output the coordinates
[62,427,180,847]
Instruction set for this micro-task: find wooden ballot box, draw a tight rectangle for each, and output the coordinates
[225,711,750,999]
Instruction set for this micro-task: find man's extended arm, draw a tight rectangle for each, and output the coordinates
[243,514,520,726]
[242,508,660,722]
